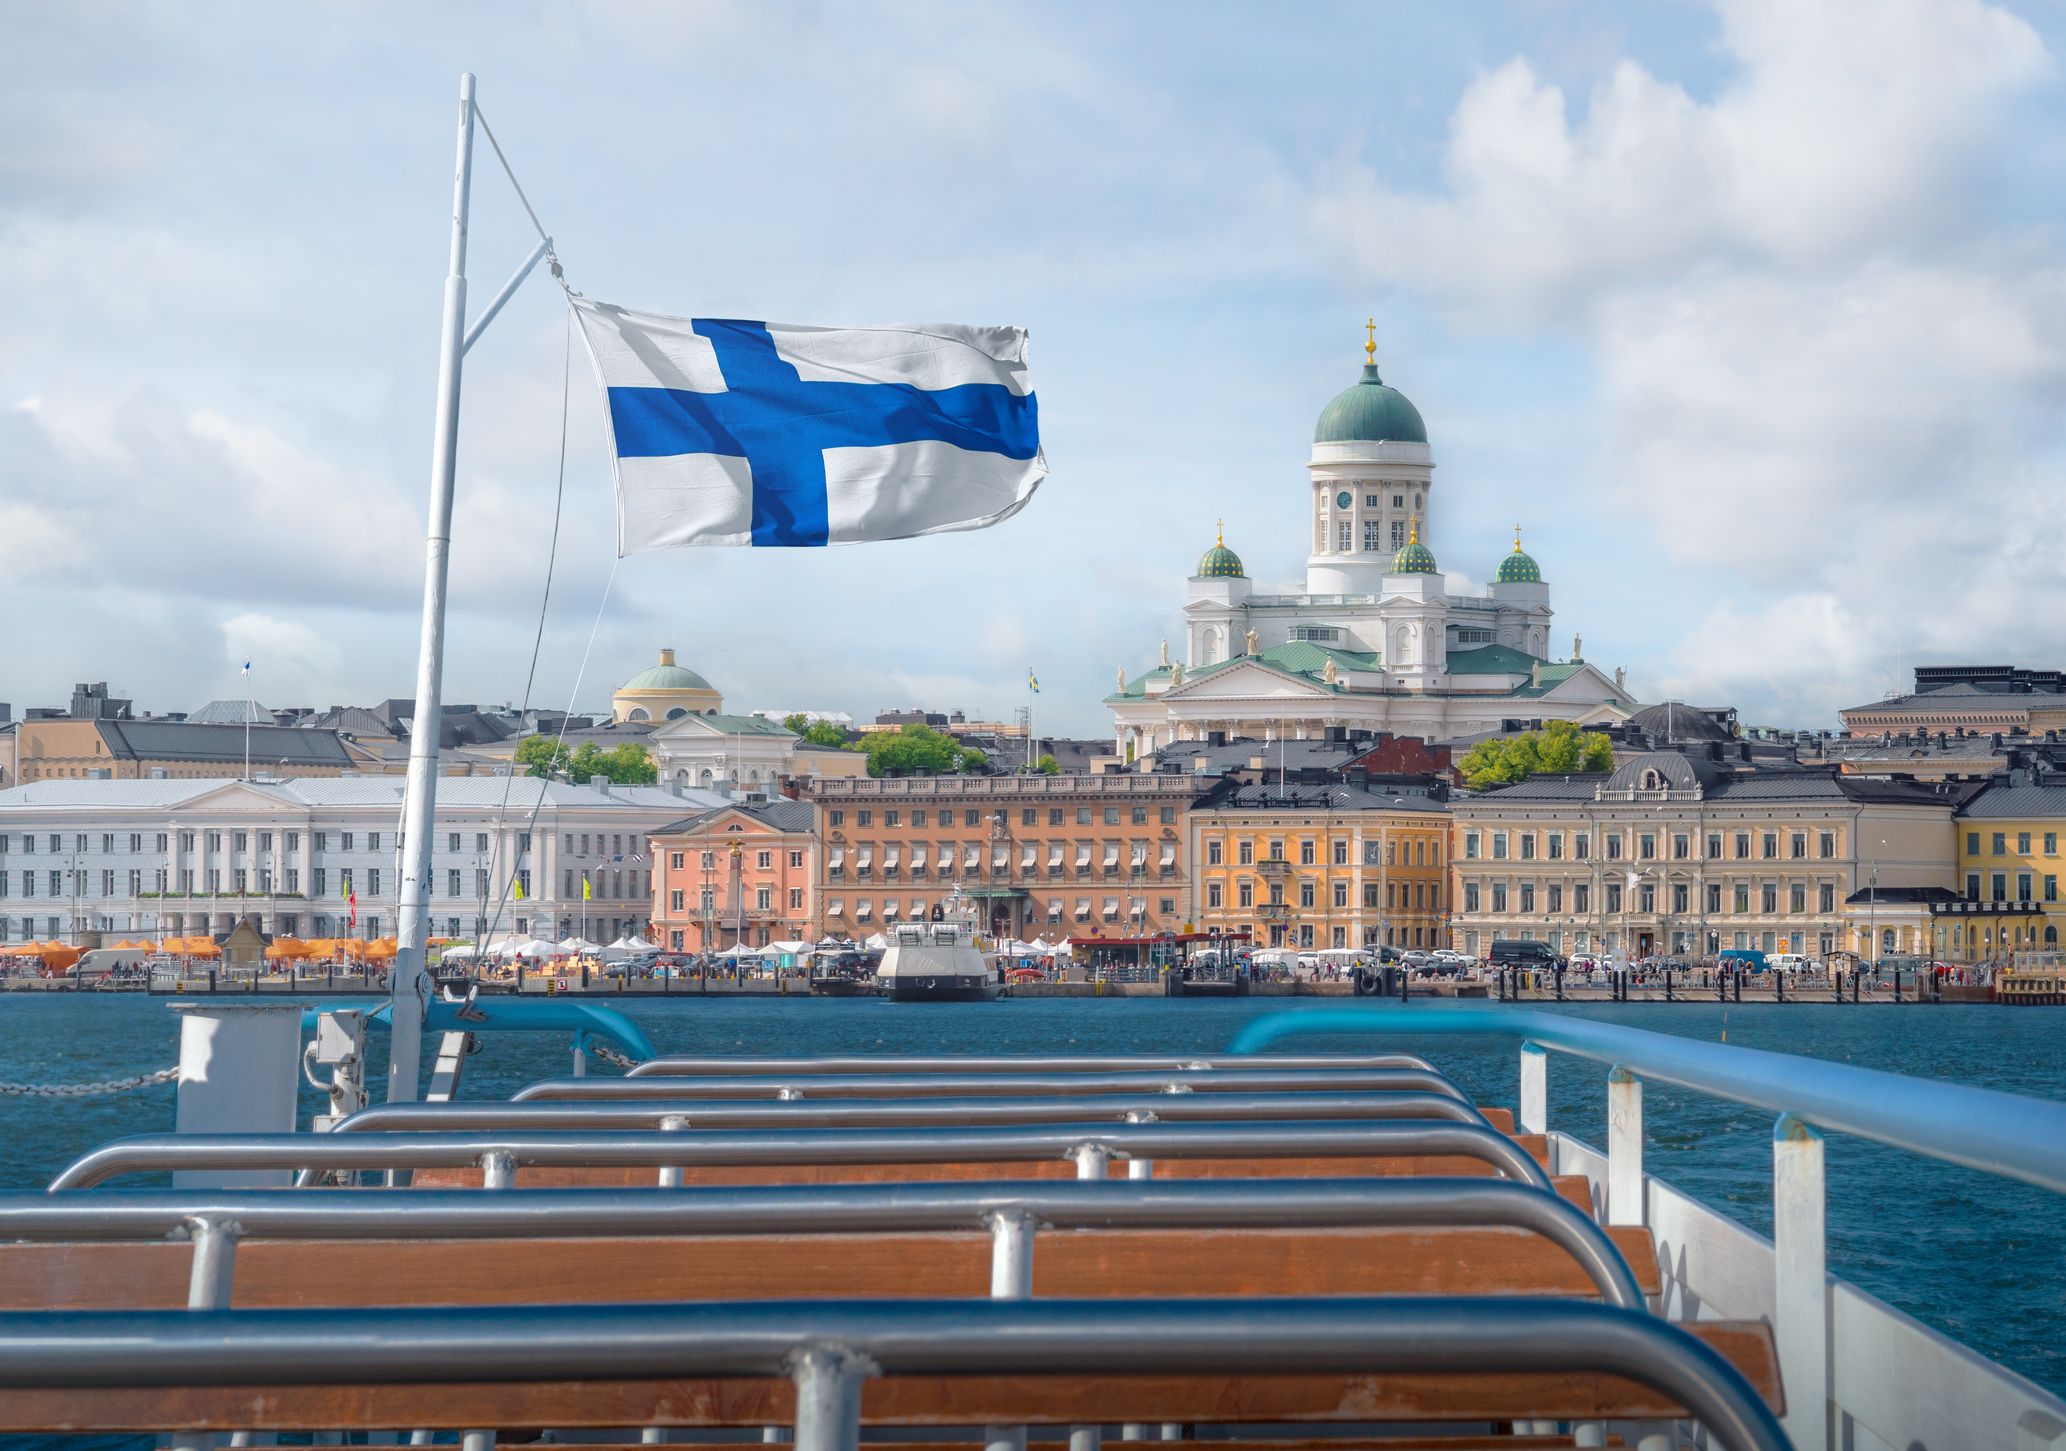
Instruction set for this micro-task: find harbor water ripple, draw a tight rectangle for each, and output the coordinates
[1,994,2060,1405]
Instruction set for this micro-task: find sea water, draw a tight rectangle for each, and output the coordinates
[1,993,2060,1402]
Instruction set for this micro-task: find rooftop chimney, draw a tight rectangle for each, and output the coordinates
[658,648,676,667]
[590,774,610,793]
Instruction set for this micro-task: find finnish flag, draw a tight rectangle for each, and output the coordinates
[573,299,1045,552]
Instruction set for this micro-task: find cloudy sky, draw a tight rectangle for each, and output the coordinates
[5,0,2064,736]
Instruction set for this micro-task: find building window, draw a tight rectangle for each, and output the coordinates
[1298,881,1315,908]
[1519,883,1535,913]
[1992,832,2007,855]
[1491,883,1507,913]
[2018,872,2033,901]
[447,869,461,895]
[1207,882,1223,909]
[1464,881,1481,913]
[2018,832,2033,854]
[1574,883,1590,912]
[2047,875,2058,903]
[1965,872,1980,901]
[1390,519,1406,548]
[1707,883,1722,913]
[1965,831,1980,855]
[2047,833,2059,855]
[1992,872,2007,902]
[1605,836,1623,861]
[1790,832,1807,859]
[1207,840,1223,866]
[1289,625,1343,643]
[1237,881,1253,909]
[1761,883,1777,913]
[1519,833,1536,861]
[1735,832,1751,859]
[1299,840,1316,866]
[1336,521,1352,551]
[1463,832,1480,860]
[1789,883,1805,914]
[1734,884,1750,913]
[1548,884,1563,912]
[1332,881,1349,908]
[1819,884,1834,913]
[1491,832,1508,861]
[1573,833,1590,860]
[1237,840,1253,865]
[1362,521,1381,551]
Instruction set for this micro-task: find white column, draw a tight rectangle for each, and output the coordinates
[1606,1067,1643,1227]
[1774,1113,1829,1451]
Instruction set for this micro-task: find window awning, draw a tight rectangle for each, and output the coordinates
[883,902,901,918]
[938,846,955,868]
[911,898,926,914]
[995,846,1012,866]
[965,845,983,866]
[1129,898,1146,913]
[855,901,872,918]
[1159,843,1176,865]
[827,900,844,916]
[1104,845,1121,866]
[1048,902,1065,919]
[1103,899,1120,917]
[883,848,901,867]
[828,848,845,868]
[1076,846,1093,866]
[856,848,874,867]
[1047,846,1064,865]
[1075,900,1092,918]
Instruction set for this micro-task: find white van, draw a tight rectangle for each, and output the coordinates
[1768,953,1816,974]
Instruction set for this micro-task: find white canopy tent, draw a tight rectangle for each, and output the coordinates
[558,936,605,954]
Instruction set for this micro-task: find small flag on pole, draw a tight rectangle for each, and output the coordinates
[240,660,252,677]
[582,874,592,902]
[573,300,1044,552]
[512,876,526,902]
[1028,669,1039,693]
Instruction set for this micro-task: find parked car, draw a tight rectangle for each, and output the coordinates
[1486,939,1564,970]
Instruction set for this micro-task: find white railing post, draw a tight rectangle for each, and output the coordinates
[1774,1112,1830,1451]
[1518,1041,1547,1136]
[1606,1067,1643,1227]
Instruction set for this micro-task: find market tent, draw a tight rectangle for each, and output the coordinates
[438,942,480,960]
[862,933,889,952]
[620,935,659,951]
[496,937,555,961]
[264,939,312,961]
[559,936,605,953]
[364,939,398,960]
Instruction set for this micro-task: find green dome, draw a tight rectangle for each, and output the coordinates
[1315,363,1428,445]
[622,650,713,692]
[1195,525,1246,578]
[1496,531,1542,584]
[1391,520,1438,575]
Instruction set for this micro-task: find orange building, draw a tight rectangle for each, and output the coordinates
[801,773,1197,942]
[648,799,818,952]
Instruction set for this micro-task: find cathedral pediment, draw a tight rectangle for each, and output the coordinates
[1163,659,1337,701]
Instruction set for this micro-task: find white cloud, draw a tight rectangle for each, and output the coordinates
[1310,0,2066,724]
[220,613,347,694]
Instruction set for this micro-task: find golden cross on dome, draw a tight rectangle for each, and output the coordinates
[1514,524,1524,552]
[1364,317,1377,364]
[1408,513,1420,544]
[1216,517,1224,546]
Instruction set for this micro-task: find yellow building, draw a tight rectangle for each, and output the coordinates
[1950,779,2066,962]
[611,648,723,723]
[1187,782,1449,951]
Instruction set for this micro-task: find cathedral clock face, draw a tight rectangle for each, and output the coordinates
[1335,490,1353,510]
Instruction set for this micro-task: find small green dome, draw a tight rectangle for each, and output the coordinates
[622,649,713,692]
[1496,530,1541,584]
[1195,524,1245,578]
[1391,519,1437,575]
[1315,363,1428,446]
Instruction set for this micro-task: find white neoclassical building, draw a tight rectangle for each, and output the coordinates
[1108,328,1636,757]
[0,775,724,947]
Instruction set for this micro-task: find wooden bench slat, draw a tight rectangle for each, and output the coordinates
[0,1320,1779,1431]
[0,1224,1662,1311]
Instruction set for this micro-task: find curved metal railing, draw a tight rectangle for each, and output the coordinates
[0,1176,1644,1309]
[0,1297,1792,1451]
[49,1119,1552,1192]
[511,1066,1468,1103]
[1228,1006,2066,1193]
[327,1089,1491,1134]
[628,1052,1437,1076]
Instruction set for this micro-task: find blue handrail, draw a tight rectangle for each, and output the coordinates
[1230,1005,2066,1196]
[297,998,653,1061]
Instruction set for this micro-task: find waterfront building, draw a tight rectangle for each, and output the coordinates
[801,773,1197,942]
[1187,778,1449,951]
[0,776,722,947]
[1949,770,2066,961]
[648,798,818,952]
[1447,746,1960,961]
[610,647,724,722]
[1107,328,1637,758]
[1840,665,2066,738]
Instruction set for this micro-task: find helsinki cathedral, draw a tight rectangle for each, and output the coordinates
[1107,324,1637,758]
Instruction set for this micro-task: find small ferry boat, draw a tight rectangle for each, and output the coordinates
[873,917,1001,1001]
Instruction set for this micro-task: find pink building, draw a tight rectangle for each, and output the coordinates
[649,798,817,952]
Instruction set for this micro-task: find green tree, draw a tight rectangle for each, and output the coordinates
[859,723,983,778]
[1458,720,1612,791]
[783,713,851,749]
[568,741,659,785]
[1033,754,1061,775]
[514,735,571,779]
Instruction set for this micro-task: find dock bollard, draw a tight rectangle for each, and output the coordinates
[1775,970,1785,1004]
[1892,965,1902,1004]
[1733,969,1742,1003]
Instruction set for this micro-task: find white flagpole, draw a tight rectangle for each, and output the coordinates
[387,72,476,1103]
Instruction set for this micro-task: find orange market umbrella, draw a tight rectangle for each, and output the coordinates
[364,938,398,960]
[265,939,311,961]
[183,938,221,958]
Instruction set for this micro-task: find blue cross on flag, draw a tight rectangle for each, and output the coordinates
[573,299,1045,552]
